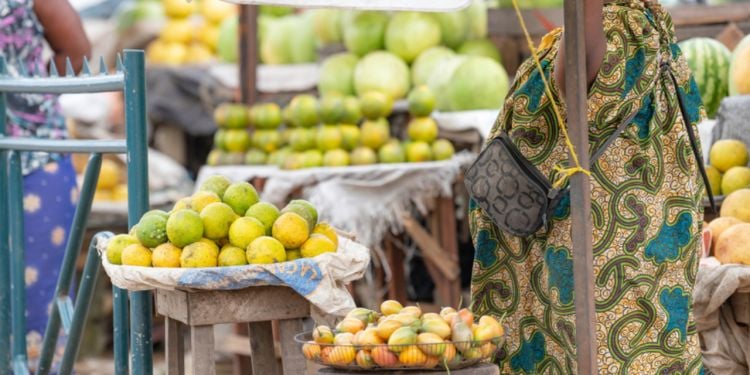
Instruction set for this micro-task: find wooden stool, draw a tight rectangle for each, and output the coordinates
[156,286,310,375]
[317,363,500,375]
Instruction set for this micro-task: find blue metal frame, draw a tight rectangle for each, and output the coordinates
[0,50,151,375]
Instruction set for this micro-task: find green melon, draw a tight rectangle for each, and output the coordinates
[729,35,750,97]
[679,37,731,118]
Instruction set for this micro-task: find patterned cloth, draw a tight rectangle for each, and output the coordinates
[1,0,66,175]
[23,156,78,373]
[469,2,706,373]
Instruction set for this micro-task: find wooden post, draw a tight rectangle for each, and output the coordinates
[239,5,259,106]
[562,0,598,373]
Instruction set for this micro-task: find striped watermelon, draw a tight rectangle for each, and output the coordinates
[679,38,731,118]
[729,35,750,96]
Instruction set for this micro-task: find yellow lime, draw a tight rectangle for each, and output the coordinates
[228,216,266,249]
[247,236,287,264]
[180,239,220,267]
[432,139,455,161]
[164,0,196,18]
[722,166,750,196]
[106,234,140,265]
[313,223,339,248]
[161,19,193,44]
[339,125,361,151]
[407,117,438,143]
[301,234,337,258]
[361,119,390,149]
[350,147,377,165]
[272,212,310,249]
[200,202,238,240]
[172,197,193,212]
[218,245,248,266]
[152,243,182,268]
[121,244,152,267]
[192,191,221,213]
[316,126,343,151]
[323,149,350,167]
[407,86,436,117]
[360,91,393,120]
[406,142,433,163]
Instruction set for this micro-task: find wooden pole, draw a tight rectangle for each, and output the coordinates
[562,0,598,373]
[239,5,259,105]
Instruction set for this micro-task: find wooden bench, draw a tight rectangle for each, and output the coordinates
[156,286,310,375]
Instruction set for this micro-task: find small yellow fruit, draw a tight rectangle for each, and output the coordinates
[302,341,321,360]
[313,325,335,344]
[300,234,337,258]
[163,0,196,18]
[121,244,152,267]
[272,212,310,249]
[329,346,356,365]
[375,318,403,341]
[246,236,287,264]
[191,191,221,213]
[106,234,139,265]
[97,159,121,190]
[333,332,355,346]
[312,222,339,247]
[286,249,302,261]
[355,350,375,369]
[228,216,265,249]
[336,317,365,335]
[380,300,403,316]
[400,305,422,318]
[398,345,427,367]
[180,239,220,268]
[152,243,182,268]
[112,184,128,201]
[218,245,248,266]
[710,139,748,173]
[417,332,446,356]
[387,327,417,352]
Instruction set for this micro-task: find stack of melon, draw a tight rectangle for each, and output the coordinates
[314,1,511,113]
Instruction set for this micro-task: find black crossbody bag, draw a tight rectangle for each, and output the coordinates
[464,66,715,238]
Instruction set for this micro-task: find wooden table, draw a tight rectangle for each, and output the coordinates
[156,286,310,375]
[317,363,500,375]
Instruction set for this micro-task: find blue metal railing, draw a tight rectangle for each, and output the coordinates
[0,50,151,375]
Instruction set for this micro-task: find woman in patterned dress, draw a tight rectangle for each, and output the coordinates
[469,1,706,373]
[1,0,90,372]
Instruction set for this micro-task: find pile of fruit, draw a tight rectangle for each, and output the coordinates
[105,175,340,268]
[705,139,749,197]
[91,158,128,202]
[705,186,750,265]
[207,86,457,168]
[313,1,510,112]
[300,301,504,370]
[146,0,236,65]
[679,34,750,118]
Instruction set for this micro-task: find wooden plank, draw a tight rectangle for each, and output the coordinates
[278,319,307,375]
[385,236,408,303]
[248,321,281,375]
[436,196,461,306]
[401,215,460,281]
[216,333,253,356]
[239,5,259,105]
[715,23,746,51]
[165,317,185,375]
[488,8,563,37]
[156,287,310,325]
[232,324,253,375]
[190,325,216,375]
[676,21,750,42]
[562,0,597,373]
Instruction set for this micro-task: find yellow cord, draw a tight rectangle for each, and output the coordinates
[510,0,591,189]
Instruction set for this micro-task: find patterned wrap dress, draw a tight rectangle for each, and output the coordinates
[469,1,706,373]
[1,0,78,372]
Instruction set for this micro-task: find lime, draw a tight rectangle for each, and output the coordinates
[432,139,455,161]
[350,147,377,165]
[180,239,220,267]
[106,234,140,265]
[710,139,748,173]
[172,197,193,212]
[200,202,238,240]
[192,191,222,213]
[167,209,204,248]
[121,244,152,267]
[218,245,249,266]
[287,249,302,261]
[722,166,750,196]
[247,236,287,264]
[222,182,260,216]
[323,149,350,167]
[407,117,438,143]
[301,234,337,258]
[361,119,390,149]
[378,142,406,164]
[407,86,436,117]
[313,222,339,248]
[136,215,168,248]
[360,91,393,120]
[339,125,361,151]
[319,96,346,124]
[200,175,232,197]
[228,216,266,249]
[290,95,320,128]
[272,212,310,249]
[316,126,343,151]
[406,141,433,163]
[706,165,722,196]
[245,202,280,234]
[342,96,363,124]
[152,243,182,268]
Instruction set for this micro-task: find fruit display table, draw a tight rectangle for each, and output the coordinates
[195,154,475,307]
[156,286,309,375]
[317,363,500,375]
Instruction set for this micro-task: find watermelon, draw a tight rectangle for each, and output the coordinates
[679,38,731,118]
[729,35,750,96]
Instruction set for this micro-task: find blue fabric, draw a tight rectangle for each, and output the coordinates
[22,155,78,373]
